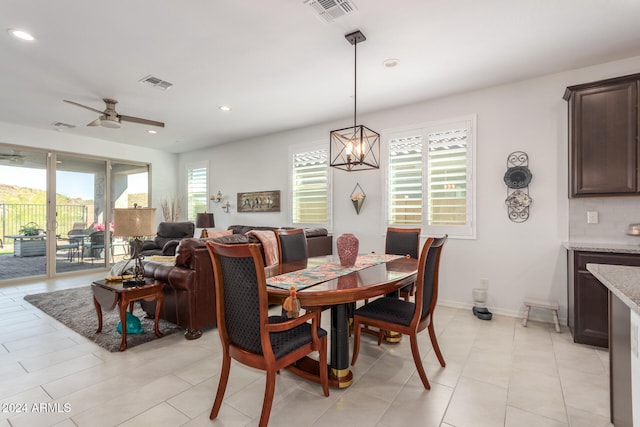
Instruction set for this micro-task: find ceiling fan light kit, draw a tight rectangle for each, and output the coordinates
[329,30,380,172]
[63,98,165,129]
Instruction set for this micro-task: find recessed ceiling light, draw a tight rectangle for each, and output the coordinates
[383,58,399,68]
[8,28,35,41]
[147,130,157,134]
[219,105,232,112]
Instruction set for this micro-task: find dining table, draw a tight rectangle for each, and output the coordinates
[266,253,419,388]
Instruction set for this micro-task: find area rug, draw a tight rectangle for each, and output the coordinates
[24,286,182,352]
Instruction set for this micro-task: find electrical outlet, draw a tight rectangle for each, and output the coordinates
[587,211,599,224]
[480,279,489,289]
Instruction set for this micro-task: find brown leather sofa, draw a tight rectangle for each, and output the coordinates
[140,227,332,339]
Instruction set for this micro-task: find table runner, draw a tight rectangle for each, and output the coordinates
[266,253,404,290]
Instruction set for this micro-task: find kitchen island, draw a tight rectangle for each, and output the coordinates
[587,263,640,427]
[563,242,640,348]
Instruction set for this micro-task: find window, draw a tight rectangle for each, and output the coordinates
[186,163,208,221]
[290,145,330,226]
[386,117,475,238]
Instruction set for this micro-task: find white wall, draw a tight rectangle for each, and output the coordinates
[180,55,640,321]
[0,121,179,224]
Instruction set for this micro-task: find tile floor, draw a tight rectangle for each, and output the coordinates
[0,272,613,427]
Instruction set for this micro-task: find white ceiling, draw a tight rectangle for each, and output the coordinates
[2,0,640,154]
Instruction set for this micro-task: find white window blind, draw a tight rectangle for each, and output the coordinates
[292,148,329,225]
[386,118,475,238]
[388,136,423,225]
[187,166,207,221]
[427,128,468,227]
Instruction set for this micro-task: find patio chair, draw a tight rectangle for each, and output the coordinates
[87,231,114,263]
[56,229,85,262]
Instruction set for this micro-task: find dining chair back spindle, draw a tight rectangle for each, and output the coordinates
[205,241,328,427]
[351,235,448,390]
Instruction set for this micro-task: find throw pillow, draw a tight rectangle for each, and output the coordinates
[206,229,233,238]
[110,259,134,276]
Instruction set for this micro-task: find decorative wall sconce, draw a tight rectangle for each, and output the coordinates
[211,190,223,203]
[350,183,366,214]
[504,151,532,222]
[221,201,230,213]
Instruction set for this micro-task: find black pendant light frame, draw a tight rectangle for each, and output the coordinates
[330,30,380,172]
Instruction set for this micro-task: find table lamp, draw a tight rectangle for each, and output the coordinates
[196,212,215,238]
[113,206,156,287]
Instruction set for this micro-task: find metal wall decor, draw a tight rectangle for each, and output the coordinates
[237,190,280,213]
[350,183,366,214]
[504,151,532,222]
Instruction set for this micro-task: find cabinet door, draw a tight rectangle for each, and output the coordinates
[574,271,609,347]
[572,251,640,347]
[570,81,638,196]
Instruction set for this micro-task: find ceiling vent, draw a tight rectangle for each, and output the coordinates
[138,75,173,91]
[52,121,76,129]
[304,0,357,24]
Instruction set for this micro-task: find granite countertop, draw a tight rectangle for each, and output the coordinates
[562,241,640,254]
[586,264,640,315]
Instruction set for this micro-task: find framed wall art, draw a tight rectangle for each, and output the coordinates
[237,190,280,213]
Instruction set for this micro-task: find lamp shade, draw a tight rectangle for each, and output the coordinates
[113,207,157,237]
[196,212,215,228]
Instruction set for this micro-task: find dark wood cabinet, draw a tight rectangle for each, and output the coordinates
[564,74,640,197]
[568,251,640,347]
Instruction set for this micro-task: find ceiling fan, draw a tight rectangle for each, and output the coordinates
[63,98,165,129]
[0,150,26,164]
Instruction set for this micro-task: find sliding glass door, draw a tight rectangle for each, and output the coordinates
[0,143,150,282]
[110,161,150,262]
[54,155,108,273]
[0,147,48,281]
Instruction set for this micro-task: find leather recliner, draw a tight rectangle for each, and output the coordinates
[137,221,195,256]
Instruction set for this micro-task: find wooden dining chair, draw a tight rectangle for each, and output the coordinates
[385,227,421,300]
[351,235,448,389]
[274,228,308,274]
[205,241,329,427]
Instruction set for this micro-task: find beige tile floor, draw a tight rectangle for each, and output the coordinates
[0,272,613,427]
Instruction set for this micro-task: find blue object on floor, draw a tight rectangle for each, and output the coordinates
[116,312,144,334]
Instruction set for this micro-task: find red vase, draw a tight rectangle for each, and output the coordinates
[337,233,359,267]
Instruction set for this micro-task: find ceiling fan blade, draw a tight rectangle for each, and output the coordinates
[63,99,105,115]
[87,118,101,127]
[119,115,165,128]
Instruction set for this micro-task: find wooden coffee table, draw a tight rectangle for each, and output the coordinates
[91,279,164,351]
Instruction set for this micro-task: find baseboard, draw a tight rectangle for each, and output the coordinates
[438,299,567,326]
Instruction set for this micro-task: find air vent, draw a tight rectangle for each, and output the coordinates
[304,0,357,24]
[52,121,76,129]
[138,75,173,91]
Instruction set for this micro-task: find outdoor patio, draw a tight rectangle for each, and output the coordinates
[0,249,121,281]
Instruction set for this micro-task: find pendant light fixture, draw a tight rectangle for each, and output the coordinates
[329,30,380,171]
